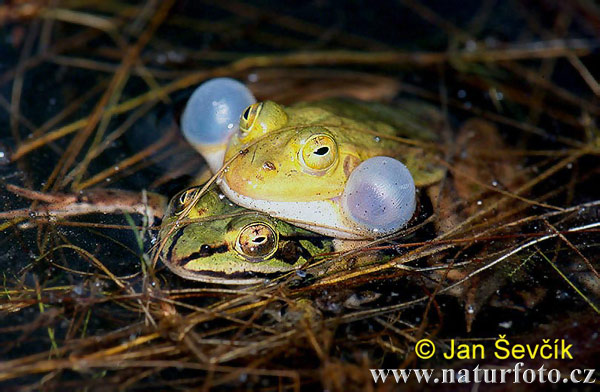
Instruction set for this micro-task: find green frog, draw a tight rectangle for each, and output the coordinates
[2,182,334,285]
[158,185,333,284]
[217,98,447,239]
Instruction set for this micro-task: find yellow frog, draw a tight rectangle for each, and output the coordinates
[219,98,446,239]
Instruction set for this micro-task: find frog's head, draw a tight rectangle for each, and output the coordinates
[159,186,330,284]
[224,124,353,202]
[220,102,419,238]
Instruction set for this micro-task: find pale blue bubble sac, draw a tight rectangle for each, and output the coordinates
[341,156,416,235]
[181,78,256,146]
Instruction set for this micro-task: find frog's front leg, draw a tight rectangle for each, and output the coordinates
[0,184,167,224]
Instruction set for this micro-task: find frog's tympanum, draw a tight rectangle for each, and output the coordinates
[182,79,446,239]
[159,185,332,284]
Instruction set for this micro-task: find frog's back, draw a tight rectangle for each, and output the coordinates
[291,98,444,141]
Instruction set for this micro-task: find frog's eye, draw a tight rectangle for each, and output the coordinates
[341,156,416,235]
[239,103,261,134]
[173,189,197,215]
[239,101,288,138]
[235,223,278,261]
[300,134,338,172]
[181,78,255,147]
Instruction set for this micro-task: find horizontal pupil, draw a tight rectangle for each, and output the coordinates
[314,146,329,156]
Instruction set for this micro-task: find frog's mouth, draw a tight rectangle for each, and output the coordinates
[163,263,279,285]
[218,179,371,240]
[164,238,287,285]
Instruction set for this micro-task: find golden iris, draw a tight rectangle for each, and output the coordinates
[235,223,278,261]
[300,134,338,172]
[239,101,288,139]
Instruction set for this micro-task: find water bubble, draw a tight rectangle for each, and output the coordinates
[73,284,85,296]
[499,321,512,329]
[0,144,10,165]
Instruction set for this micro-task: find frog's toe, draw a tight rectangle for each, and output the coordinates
[181,78,255,148]
[341,156,416,236]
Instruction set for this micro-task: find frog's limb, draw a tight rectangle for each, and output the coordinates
[341,156,416,236]
[181,78,255,172]
[1,184,166,224]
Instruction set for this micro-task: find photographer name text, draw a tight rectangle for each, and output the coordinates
[442,335,572,360]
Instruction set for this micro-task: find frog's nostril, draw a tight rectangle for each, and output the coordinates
[262,161,276,171]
